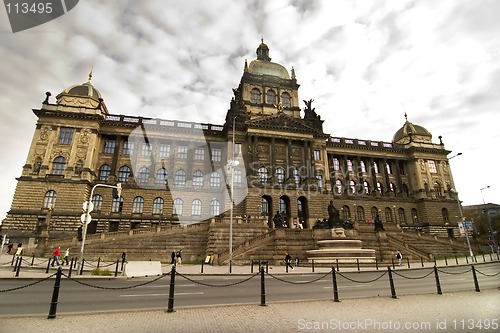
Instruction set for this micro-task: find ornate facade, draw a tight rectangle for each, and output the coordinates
[2,41,463,244]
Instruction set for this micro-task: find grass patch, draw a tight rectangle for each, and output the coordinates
[91,268,113,276]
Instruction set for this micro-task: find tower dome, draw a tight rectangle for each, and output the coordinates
[54,71,106,113]
[393,114,432,144]
[247,39,290,79]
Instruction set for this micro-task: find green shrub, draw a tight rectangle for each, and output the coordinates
[91,268,112,276]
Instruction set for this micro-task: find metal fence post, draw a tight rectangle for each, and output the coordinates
[47,267,63,319]
[332,267,339,302]
[114,259,119,277]
[46,258,51,273]
[251,260,254,274]
[12,256,19,272]
[471,265,480,292]
[31,255,35,266]
[68,258,74,278]
[260,266,267,306]
[336,259,339,272]
[433,266,442,295]
[420,257,424,268]
[391,258,395,269]
[15,256,22,277]
[167,266,176,312]
[387,266,397,299]
[97,257,101,269]
[356,259,360,272]
[11,254,15,265]
[444,256,448,266]
[465,255,469,264]
[375,258,379,270]
[455,255,458,265]
[407,258,410,269]
[312,259,315,273]
[79,258,85,275]
[201,260,204,274]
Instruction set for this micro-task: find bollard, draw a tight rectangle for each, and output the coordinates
[79,259,85,275]
[11,254,15,265]
[482,254,486,263]
[391,258,395,269]
[497,252,499,261]
[332,267,340,302]
[31,255,35,266]
[12,256,19,272]
[356,259,360,272]
[433,266,442,295]
[473,255,477,263]
[68,258,74,278]
[167,266,176,312]
[229,259,232,274]
[46,258,51,273]
[285,261,288,273]
[121,257,125,271]
[420,257,424,268]
[260,266,267,306]
[433,257,437,267]
[47,267,63,319]
[387,266,397,299]
[465,255,469,264]
[266,261,269,274]
[312,259,315,273]
[471,265,480,292]
[455,255,458,265]
[251,260,254,274]
[407,258,410,269]
[336,259,339,272]
[375,258,379,270]
[489,253,493,262]
[97,257,101,269]
[444,256,448,266]
[15,256,22,277]
[114,259,119,277]
[201,260,204,274]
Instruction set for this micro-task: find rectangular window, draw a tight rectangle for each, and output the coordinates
[159,144,170,158]
[316,175,323,188]
[123,141,134,155]
[104,139,116,154]
[141,143,152,156]
[347,159,353,172]
[177,145,188,159]
[234,143,242,156]
[58,127,74,145]
[314,150,321,161]
[360,161,367,173]
[332,158,340,171]
[399,162,405,175]
[428,160,437,173]
[194,147,205,160]
[211,148,222,162]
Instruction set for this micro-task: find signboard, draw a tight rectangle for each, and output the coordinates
[80,213,92,225]
[464,220,474,230]
[458,222,465,237]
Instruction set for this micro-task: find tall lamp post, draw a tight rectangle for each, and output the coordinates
[450,188,473,257]
[480,186,497,253]
[227,117,238,273]
[77,183,121,274]
[480,185,490,204]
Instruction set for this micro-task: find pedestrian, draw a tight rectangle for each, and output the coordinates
[121,251,127,263]
[176,249,182,266]
[294,257,299,267]
[51,246,61,266]
[171,251,176,265]
[15,243,23,256]
[284,252,294,271]
[396,251,402,267]
[7,243,13,254]
[64,248,70,265]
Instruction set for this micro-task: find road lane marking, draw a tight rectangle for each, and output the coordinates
[120,292,204,297]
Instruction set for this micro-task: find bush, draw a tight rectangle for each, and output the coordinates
[91,268,112,276]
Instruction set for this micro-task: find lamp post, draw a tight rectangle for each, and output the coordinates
[450,188,473,257]
[480,186,496,253]
[480,185,490,204]
[77,183,121,274]
[227,116,238,273]
[448,152,462,160]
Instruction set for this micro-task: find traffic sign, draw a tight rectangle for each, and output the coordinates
[80,213,92,225]
[82,201,94,213]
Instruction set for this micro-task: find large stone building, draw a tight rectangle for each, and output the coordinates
[2,41,463,246]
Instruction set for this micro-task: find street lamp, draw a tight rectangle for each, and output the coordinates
[77,183,121,274]
[480,185,490,204]
[227,116,238,273]
[449,188,473,257]
[448,152,462,160]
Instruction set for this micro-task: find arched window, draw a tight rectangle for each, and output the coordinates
[132,196,144,213]
[360,160,367,173]
[210,199,220,216]
[293,168,301,185]
[156,168,168,186]
[210,172,221,188]
[43,190,56,209]
[281,92,291,107]
[192,199,202,216]
[250,88,261,104]
[363,181,370,195]
[335,179,343,195]
[376,181,383,194]
[349,180,356,195]
[193,170,204,187]
[99,164,111,181]
[389,182,396,193]
[112,196,123,213]
[373,161,379,174]
[258,167,268,183]
[356,206,365,222]
[276,167,285,183]
[442,208,449,224]
[398,208,406,223]
[411,208,418,223]
[118,166,131,183]
[371,206,379,220]
[173,198,183,215]
[342,205,350,220]
[434,182,442,197]
[152,197,164,215]
[266,89,276,105]
[174,169,186,187]
[261,196,270,215]
[52,156,66,175]
[347,159,353,172]
[92,194,103,212]
[386,162,392,174]
[137,167,150,184]
[385,207,393,222]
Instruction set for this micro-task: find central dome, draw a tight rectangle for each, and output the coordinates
[60,81,101,100]
[393,114,432,143]
[247,39,290,79]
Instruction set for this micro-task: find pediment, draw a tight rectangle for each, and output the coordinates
[247,113,318,133]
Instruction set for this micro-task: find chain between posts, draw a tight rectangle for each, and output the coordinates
[176,271,259,287]
[61,272,168,289]
[474,269,500,277]
[337,271,388,283]
[0,273,57,293]
[437,268,472,275]
[265,270,332,284]
[392,269,434,280]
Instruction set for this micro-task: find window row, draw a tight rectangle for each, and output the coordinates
[333,179,409,196]
[104,140,223,161]
[250,88,292,107]
[331,158,405,176]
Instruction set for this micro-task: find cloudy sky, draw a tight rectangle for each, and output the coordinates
[0,0,499,221]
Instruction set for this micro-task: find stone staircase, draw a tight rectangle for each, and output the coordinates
[306,239,376,263]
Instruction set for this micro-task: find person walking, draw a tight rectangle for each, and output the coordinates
[51,246,61,266]
[284,252,294,271]
[396,251,403,267]
[176,249,182,266]
[7,243,13,254]
[63,248,70,265]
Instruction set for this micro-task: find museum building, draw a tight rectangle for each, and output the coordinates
[1,41,463,244]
